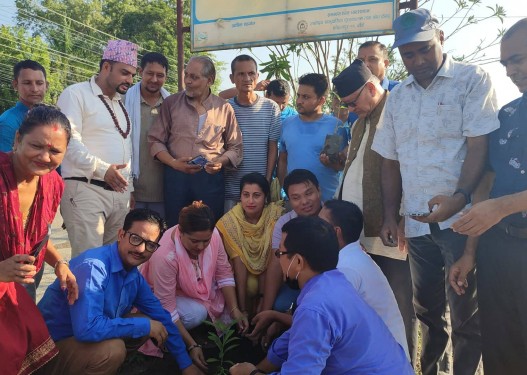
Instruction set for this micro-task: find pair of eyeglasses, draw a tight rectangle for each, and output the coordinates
[340,83,367,109]
[274,249,289,258]
[127,231,160,253]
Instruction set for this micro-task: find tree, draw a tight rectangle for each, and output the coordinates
[0,25,62,112]
[258,0,506,102]
[0,0,222,108]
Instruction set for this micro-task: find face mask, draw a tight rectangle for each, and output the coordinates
[285,255,301,290]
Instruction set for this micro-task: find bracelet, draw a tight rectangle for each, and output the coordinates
[54,259,69,271]
[187,344,201,352]
[230,306,239,314]
[249,369,265,375]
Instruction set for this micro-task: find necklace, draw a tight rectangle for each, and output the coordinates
[98,95,131,138]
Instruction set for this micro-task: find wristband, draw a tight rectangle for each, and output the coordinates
[453,188,471,205]
[187,343,201,352]
[54,259,69,271]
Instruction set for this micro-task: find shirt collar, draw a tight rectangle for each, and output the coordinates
[403,53,452,87]
[109,241,126,273]
[90,75,122,101]
[15,101,29,111]
[380,76,389,90]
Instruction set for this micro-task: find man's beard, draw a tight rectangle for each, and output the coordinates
[116,83,131,94]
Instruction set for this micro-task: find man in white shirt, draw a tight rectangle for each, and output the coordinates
[319,199,409,359]
[58,40,138,257]
[371,9,499,374]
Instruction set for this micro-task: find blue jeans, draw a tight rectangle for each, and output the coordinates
[407,224,481,375]
[164,167,225,227]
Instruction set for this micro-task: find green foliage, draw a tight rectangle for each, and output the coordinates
[204,319,240,375]
[257,0,506,99]
[0,0,221,111]
[260,52,291,81]
[0,25,63,112]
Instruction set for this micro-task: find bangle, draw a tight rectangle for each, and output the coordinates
[230,306,239,314]
[187,344,201,352]
[54,259,69,271]
[249,369,265,375]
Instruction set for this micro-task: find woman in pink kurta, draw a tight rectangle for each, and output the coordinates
[140,201,248,371]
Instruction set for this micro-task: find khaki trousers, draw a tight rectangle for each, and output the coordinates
[61,180,130,258]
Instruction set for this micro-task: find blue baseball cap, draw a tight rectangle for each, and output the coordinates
[392,8,439,49]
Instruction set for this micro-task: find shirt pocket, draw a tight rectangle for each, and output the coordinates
[432,104,463,140]
[198,124,224,150]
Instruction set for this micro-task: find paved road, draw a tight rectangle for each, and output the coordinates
[36,212,72,302]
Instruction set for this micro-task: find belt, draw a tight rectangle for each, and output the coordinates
[496,221,527,239]
[64,177,114,191]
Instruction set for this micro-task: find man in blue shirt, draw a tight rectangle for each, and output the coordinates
[449,18,527,375]
[38,209,201,374]
[277,73,347,202]
[0,60,48,152]
[231,216,413,375]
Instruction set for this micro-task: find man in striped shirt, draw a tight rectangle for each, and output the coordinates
[224,55,281,211]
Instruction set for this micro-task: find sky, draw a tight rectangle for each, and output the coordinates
[0,0,524,106]
[211,0,526,107]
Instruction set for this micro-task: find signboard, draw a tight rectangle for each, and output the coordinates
[191,0,398,52]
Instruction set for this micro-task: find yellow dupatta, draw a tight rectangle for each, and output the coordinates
[217,202,284,275]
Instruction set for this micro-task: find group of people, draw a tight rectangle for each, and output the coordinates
[1,6,527,375]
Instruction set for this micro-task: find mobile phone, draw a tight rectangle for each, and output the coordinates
[187,155,208,167]
[402,211,430,217]
[25,224,51,264]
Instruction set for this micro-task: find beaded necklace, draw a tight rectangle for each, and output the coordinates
[97,95,131,139]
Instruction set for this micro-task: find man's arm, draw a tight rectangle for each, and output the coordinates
[266,140,278,182]
[268,309,334,374]
[134,275,193,370]
[277,151,287,187]
[450,171,495,295]
[416,135,489,224]
[69,261,151,342]
[219,105,243,168]
[379,158,402,247]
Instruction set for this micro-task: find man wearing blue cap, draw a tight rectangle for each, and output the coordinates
[371,8,500,375]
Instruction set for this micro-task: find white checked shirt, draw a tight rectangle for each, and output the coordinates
[372,54,499,237]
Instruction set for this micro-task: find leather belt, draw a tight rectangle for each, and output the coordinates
[64,177,114,191]
[496,221,527,239]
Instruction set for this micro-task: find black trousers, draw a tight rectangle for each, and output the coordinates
[407,224,481,375]
[477,225,527,375]
[163,167,225,227]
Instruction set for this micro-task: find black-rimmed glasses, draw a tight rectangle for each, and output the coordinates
[274,249,289,258]
[127,231,160,253]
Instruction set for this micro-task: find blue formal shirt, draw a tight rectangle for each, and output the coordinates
[267,270,413,374]
[346,77,399,127]
[280,105,297,122]
[38,242,192,370]
[0,101,29,152]
[489,94,527,227]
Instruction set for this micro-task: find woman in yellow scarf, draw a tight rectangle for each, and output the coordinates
[217,172,284,317]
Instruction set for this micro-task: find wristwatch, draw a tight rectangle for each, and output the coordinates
[453,188,471,205]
